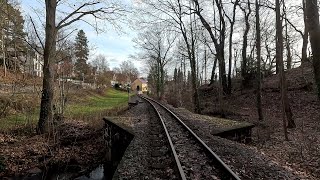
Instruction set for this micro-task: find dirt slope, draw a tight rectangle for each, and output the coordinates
[199,63,320,179]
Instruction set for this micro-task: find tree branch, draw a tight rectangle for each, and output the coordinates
[30,16,45,50]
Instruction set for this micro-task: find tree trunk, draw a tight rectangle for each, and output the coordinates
[227,0,238,94]
[190,15,200,113]
[306,0,320,99]
[178,0,200,113]
[210,56,218,84]
[276,0,296,140]
[282,2,295,129]
[233,50,238,77]
[218,65,225,117]
[284,1,292,70]
[156,62,160,99]
[38,0,57,134]
[216,0,227,94]
[191,59,200,113]
[217,47,227,94]
[256,0,263,121]
[276,0,288,140]
[242,22,249,80]
[301,0,309,65]
[1,29,6,77]
[160,64,165,99]
[240,0,252,85]
[285,27,292,70]
[228,37,232,94]
[204,48,207,83]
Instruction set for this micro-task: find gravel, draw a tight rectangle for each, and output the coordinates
[147,105,178,180]
[151,100,222,180]
[114,95,303,179]
[113,97,150,179]
[166,105,303,180]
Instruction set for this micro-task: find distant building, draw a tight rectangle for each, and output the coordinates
[24,49,43,77]
[32,52,43,77]
[131,78,148,93]
[111,74,118,86]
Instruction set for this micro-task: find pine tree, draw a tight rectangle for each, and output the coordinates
[0,0,26,71]
[74,29,89,80]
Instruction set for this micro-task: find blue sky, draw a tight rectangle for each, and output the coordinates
[20,0,143,73]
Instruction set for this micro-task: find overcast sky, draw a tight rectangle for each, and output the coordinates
[20,0,144,75]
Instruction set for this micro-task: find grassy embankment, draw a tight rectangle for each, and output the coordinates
[0,88,130,131]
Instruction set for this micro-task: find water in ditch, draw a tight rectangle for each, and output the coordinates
[17,124,134,180]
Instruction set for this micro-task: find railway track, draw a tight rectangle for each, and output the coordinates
[147,102,179,179]
[141,95,241,180]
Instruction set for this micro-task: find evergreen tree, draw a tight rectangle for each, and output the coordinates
[0,0,27,71]
[74,29,89,80]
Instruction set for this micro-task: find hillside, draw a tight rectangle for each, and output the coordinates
[0,68,42,86]
[199,63,320,178]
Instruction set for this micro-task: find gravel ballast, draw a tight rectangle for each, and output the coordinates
[113,96,303,179]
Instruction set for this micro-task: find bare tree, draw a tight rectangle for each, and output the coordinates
[134,27,175,99]
[283,1,292,70]
[239,0,253,84]
[119,60,139,84]
[135,0,201,112]
[192,0,228,94]
[225,0,239,94]
[301,0,309,65]
[256,0,263,122]
[276,0,288,140]
[37,0,125,133]
[91,54,109,73]
[306,0,320,100]
[283,1,309,66]
[276,0,296,140]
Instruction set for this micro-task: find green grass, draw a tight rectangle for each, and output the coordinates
[0,88,130,131]
[65,88,129,117]
[0,110,39,131]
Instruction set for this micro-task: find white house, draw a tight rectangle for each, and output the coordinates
[33,52,43,77]
[25,50,43,77]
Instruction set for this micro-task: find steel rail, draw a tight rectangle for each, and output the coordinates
[142,96,187,180]
[141,95,241,180]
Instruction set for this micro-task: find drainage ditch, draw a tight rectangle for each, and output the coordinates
[17,118,134,180]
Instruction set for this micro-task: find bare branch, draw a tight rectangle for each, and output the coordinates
[30,16,45,50]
